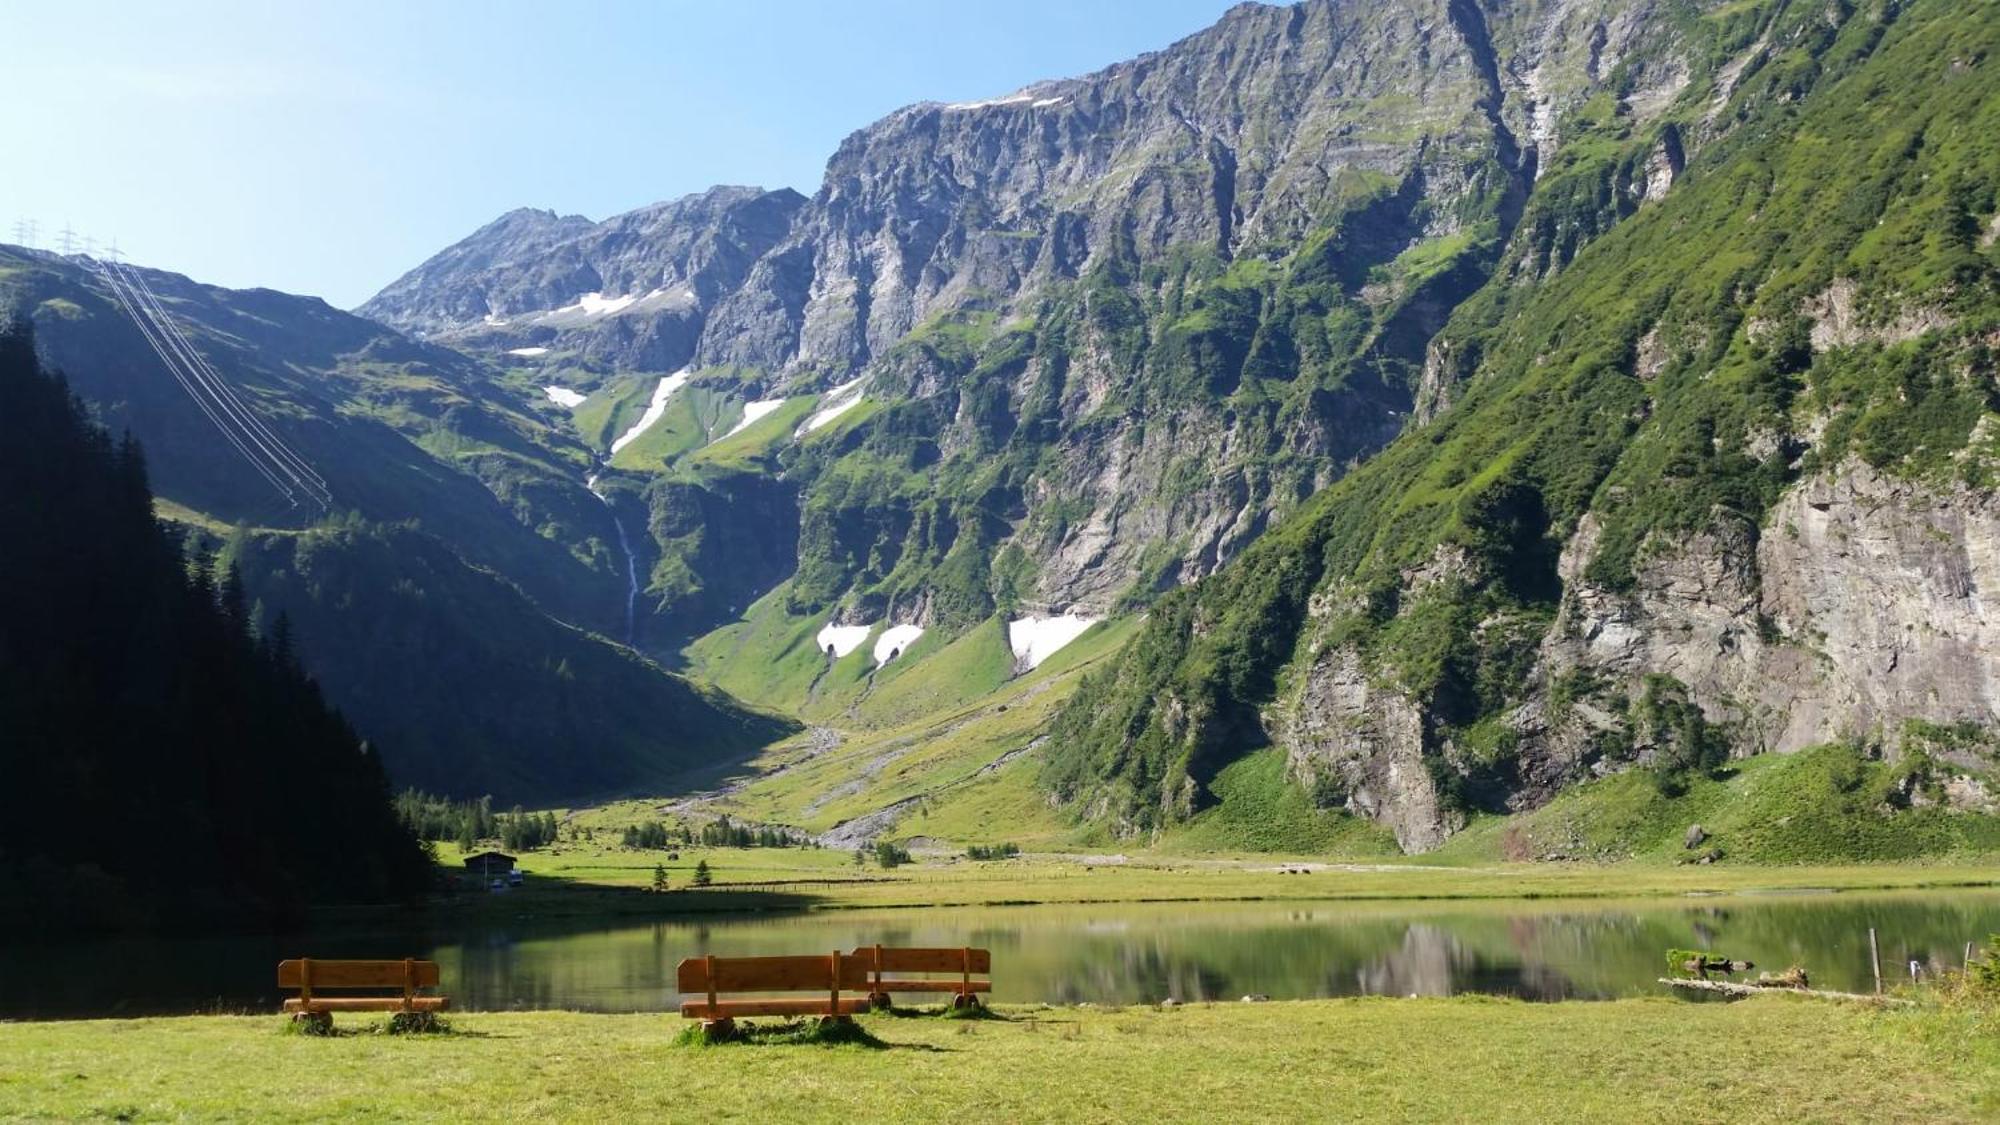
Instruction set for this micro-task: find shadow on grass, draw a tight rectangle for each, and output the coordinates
[674,1018,888,1050]
[312,879,830,942]
[869,1003,1012,1022]
[673,1018,958,1053]
[277,1016,494,1039]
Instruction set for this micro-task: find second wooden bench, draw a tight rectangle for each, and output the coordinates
[854,945,992,1010]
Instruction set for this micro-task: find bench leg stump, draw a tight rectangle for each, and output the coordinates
[950,992,981,1011]
[290,1011,334,1035]
[869,992,893,1011]
[699,1018,737,1044]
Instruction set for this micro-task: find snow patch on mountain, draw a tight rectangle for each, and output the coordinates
[815,621,872,659]
[510,346,551,357]
[722,398,785,439]
[542,385,586,408]
[575,291,639,317]
[1008,614,1097,669]
[799,376,866,434]
[609,369,690,454]
[873,624,924,665]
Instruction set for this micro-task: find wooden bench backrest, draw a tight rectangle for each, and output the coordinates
[277,959,440,990]
[675,953,871,994]
[858,947,991,975]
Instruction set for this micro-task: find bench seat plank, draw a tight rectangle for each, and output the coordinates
[283,996,450,1013]
[868,978,992,993]
[679,997,872,1019]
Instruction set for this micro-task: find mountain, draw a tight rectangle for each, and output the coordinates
[31,0,1992,851]
[0,247,793,802]
[358,0,1996,854]
[0,324,430,934]
[370,0,1710,652]
[360,186,807,373]
[1044,0,2000,850]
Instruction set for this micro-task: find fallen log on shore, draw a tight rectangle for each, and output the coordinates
[1657,978,1912,1006]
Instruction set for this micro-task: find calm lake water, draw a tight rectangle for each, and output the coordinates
[5,889,1997,1018]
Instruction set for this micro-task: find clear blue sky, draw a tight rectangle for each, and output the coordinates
[0,1,1241,309]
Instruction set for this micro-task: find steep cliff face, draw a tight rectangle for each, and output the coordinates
[698,0,1522,374]
[1047,0,2000,849]
[360,186,805,372]
[1534,460,2000,766]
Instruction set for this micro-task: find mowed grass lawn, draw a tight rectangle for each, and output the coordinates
[3,997,1995,1122]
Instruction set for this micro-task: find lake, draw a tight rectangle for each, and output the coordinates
[5,889,1996,1018]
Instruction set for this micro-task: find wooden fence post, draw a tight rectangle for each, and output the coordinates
[1869,928,1882,994]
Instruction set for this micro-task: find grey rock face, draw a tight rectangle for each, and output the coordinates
[1532,459,1999,787]
[359,186,806,373]
[1277,646,1463,852]
[697,0,1524,376]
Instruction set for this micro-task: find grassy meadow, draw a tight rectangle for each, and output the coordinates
[4,995,1996,1122]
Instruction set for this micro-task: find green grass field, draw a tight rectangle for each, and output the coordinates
[4,995,1994,1122]
[426,828,2000,921]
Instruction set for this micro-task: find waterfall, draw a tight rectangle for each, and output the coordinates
[588,473,640,645]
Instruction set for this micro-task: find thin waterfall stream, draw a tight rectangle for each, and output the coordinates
[588,472,640,644]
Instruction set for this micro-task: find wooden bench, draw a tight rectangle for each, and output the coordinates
[854,945,992,1010]
[278,958,448,1031]
[676,952,874,1037]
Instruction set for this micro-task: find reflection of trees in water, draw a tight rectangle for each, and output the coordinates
[24,891,2000,1017]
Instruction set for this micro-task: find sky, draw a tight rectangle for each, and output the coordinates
[0,1,1241,309]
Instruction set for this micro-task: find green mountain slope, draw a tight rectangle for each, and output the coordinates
[0,249,791,802]
[1045,0,2000,851]
[224,521,793,804]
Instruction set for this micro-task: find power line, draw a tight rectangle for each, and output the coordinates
[87,252,333,513]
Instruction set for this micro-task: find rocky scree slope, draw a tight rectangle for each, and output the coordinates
[1044,0,2000,851]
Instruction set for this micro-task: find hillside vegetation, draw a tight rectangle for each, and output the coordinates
[1045,0,2000,848]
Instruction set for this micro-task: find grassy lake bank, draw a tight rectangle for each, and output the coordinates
[409,839,2000,923]
[3,996,1994,1122]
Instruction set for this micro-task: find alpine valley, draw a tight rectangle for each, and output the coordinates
[10,0,1999,861]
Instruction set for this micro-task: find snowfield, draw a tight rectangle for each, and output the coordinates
[609,369,690,455]
[542,385,586,408]
[1008,614,1098,669]
[800,376,867,434]
[815,622,872,659]
[873,624,924,665]
[508,346,551,357]
[575,291,639,317]
[944,93,1033,110]
[721,398,785,439]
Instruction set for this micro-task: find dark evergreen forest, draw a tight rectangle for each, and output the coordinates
[0,324,431,935]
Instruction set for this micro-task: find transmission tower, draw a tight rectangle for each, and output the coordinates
[58,224,76,254]
[11,218,36,248]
